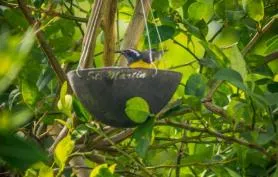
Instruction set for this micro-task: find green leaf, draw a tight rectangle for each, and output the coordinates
[0,28,35,94]
[0,109,33,133]
[73,97,91,122]
[223,46,247,79]
[146,25,175,45]
[38,165,54,177]
[182,19,205,39]
[225,167,241,177]
[242,0,264,22]
[214,68,246,90]
[152,0,169,12]
[125,97,150,123]
[58,82,72,116]
[54,134,74,173]
[272,165,278,177]
[170,0,187,9]
[0,134,47,170]
[21,80,39,106]
[188,0,213,22]
[264,93,278,105]
[185,74,206,98]
[89,164,115,177]
[214,0,225,18]
[265,35,278,54]
[60,82,68,106]
[213,27,239,48]
[133,117,155,158]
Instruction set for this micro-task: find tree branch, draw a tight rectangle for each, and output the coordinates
[172,38,200,62]
[202,80,228,119]
[79,0,105,68]
[17,0,69,86]
[0,0,87,23]
[156,120,271,158]
[102,0,117,66]
[242,16,277,56]
[264,51,278,64]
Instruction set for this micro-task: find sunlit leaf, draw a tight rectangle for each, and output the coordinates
[222,46,247,79]
[125,97,150,123]
[188,0,213,22]
[38,165,54,177]
[170,0,187,9]
[0,28,35,94]
[54,134,74,173]
[0,109,32,132]
[89,164,115,177]
[242,0,264,22]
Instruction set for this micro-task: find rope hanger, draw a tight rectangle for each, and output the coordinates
[76,0,164,76]
[139,0,164,74]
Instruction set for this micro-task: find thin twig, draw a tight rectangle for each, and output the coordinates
[146,158,237,169]
[202,80,228,119]
[242,16,277,56]
[17,0,70,87]
[87,123,155,177]
[172,38,200,62]
[169,60,197,70]
[156,120,271,158]
[0,0,88,22]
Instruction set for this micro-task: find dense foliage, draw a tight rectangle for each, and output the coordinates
[0,0,277,176]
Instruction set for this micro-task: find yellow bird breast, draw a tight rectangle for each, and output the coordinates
[128,60,157,69]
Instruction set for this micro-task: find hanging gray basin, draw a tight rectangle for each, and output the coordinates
[67,67,182,127]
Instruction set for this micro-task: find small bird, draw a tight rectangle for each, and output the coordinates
[115,48,165,68]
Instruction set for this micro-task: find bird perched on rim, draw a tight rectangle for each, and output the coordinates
[116,48,166,68]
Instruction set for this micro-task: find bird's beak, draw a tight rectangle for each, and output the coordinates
[115,50,122,54]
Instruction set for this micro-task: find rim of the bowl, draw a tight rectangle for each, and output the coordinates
[67,67,182,75]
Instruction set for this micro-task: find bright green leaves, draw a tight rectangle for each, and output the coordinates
[185,74,206,98]
[21,80,39,106]
[54,134,74,174]
[0,109,32,133]
[0,28,35,93]
[242,0,264,22]
[25,162,54,177]
[132,117,155,158]
[152,0,169,12]
[38,165,54,177]
[214,68,246,90]
[214,27,239,48]
[170,0,187,9]
[188,0,214,22]
[125,97,150,123]
[90,164,116,177]
[57,82,73,117]
[0,135,47,170]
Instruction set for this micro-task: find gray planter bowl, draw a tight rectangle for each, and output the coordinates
[67,67,182,127]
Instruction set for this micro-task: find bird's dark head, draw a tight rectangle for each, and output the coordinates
[115,49,142,64]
